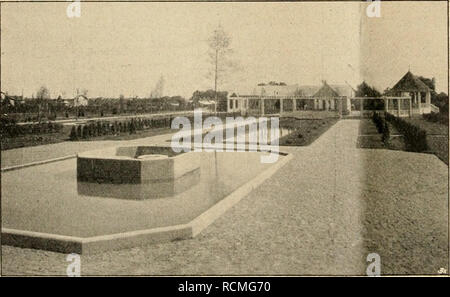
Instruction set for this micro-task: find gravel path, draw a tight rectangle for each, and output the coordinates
[2,120,448,275]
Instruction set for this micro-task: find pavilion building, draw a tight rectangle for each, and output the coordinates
[386,71,434,115]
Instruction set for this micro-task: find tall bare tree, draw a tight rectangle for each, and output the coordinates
[150,75,165,99]
[207,25,235,112]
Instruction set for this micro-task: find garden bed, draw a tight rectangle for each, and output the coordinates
[278,118,339,146]
[357,118,405,151]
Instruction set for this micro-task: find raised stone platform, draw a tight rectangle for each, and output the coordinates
[77,146,200,184]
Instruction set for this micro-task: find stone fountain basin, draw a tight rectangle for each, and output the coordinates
[77,146,199,184]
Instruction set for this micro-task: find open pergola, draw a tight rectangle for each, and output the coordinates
[351,96,413,117]
[227,94,413,117]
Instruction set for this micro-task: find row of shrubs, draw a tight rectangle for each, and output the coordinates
[422,112,449,125]
[68,116,187,141]
[385,113,428,152]
[0,117,63,138]
[372,112,390,145]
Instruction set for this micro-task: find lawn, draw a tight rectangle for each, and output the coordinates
[405,117,448,165]
[278,118,339,146]
[404,117,448,135]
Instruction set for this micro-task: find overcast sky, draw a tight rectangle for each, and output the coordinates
[1,1,447,98]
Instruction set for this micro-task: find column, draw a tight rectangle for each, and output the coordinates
[384,97,388,113]
[397,98,401,116]
[360,99,364,117]
[261,98,265,115]
[417,92,422,113]
[280,98,283,114]
[409,97,412,117]
[426,91,431,107]
[293,99,297,111]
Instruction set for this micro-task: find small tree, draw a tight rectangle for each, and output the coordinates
[36,86,51,123]
[97,122,102,136]
[382,121,390,146]
[76,125,82,139]
[129,120,136,134]
[82,125,88,139]
[69,126,77,141]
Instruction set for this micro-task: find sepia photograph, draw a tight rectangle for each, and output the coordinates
[0,0,448,281]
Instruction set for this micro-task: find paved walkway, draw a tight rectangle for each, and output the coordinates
[2,120,448,275]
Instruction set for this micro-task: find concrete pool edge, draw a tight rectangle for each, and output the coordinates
[1,155,77,172]
[2,152,293,254]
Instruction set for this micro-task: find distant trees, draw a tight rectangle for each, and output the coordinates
[191,89,228,111]
[36,86,51,122]
[355,81,381,97]
[257,81,287,86]
[417,76,448,114]
[36,86,51,100]
[433,92,448,114]
[356,81,382,110]
[417,76,436,91]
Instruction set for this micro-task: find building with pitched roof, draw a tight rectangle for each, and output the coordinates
[386,71,433,114]
[227,81,352,115]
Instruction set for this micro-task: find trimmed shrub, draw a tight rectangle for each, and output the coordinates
[385,113,427,152]
[69,126,78,141]
[82,125,88,139]
[129,120,136,134]
[372,112,385,133]
[96,122,102,136]
[76,125,82,138]
[382,121,390,146]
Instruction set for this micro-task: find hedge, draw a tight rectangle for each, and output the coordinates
[372,112,390,146]
[67,112,242,141]
[68,116,176,141]
[0,117,63,138]
[385,113,427,152]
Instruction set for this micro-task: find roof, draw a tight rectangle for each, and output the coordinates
[75,94,88,100]
[198,99,216,105]
[252,84,299,96]
[389,71,431,93]
[313,82,340,98]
